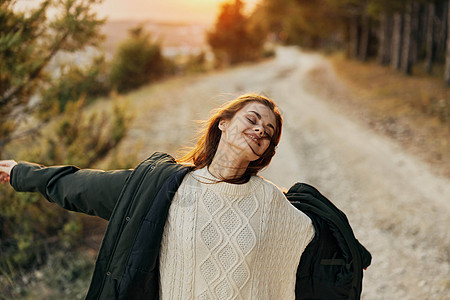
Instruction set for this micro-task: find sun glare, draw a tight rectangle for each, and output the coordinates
[96,0,260,24]
[14,0,260,24]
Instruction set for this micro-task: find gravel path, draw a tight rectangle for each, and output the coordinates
[117,46,450,299]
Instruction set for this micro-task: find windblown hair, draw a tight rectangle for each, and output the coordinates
[176,94,283,183]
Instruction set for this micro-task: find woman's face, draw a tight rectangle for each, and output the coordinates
[219,102,277,162]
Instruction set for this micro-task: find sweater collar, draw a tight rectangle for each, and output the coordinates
[191,166,262,196]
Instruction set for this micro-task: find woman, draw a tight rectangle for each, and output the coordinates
[0,94,315,299]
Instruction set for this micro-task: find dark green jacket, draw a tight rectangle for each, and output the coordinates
[11,152,189,299]
[11,152,370,299]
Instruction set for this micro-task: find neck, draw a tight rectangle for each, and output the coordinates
[209,144,250,181]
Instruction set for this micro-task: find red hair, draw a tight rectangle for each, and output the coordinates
[176,94,283,183]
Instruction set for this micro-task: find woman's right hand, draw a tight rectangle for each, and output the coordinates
[0,160,17,183]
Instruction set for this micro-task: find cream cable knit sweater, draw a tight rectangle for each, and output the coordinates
[159,167,315,299]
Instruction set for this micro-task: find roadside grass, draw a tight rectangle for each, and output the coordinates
[308,52,449,178]
[12,249,95,300]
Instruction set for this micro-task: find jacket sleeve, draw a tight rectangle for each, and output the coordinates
[10,161,132,220]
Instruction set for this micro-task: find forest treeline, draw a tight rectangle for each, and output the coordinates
[209,0,450,85]
[265,0,450,81]
[264,0,450,84]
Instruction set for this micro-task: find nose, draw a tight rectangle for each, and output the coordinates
[254,127,264,137]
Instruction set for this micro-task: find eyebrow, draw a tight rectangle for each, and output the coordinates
[249,110,275,132]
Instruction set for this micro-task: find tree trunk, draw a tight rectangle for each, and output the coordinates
[401,4,412,74]
[359,13,370,61]
[391,13,403,70]
[445,0,450,85]
[425,3,435,73]
[401,1,419,75]
[410,2,422,64]
[378,13,392,65]
[437,1,449,62]
[349,16,360,59]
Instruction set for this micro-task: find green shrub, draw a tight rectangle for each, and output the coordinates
[43,97,132,166]
[184,52,208,74]
[39,56,110,120]
[109,26,166,93]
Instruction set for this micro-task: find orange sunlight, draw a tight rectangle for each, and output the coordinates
[96,0,260,24]
[15,0,260,24]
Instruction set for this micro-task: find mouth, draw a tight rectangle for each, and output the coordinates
[246,133,260,146]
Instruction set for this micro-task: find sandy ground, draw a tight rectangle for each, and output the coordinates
[114,46,450,299]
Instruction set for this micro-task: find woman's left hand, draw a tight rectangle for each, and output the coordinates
[0,160,17,183]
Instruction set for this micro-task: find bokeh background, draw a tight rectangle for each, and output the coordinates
[1,0,449,299]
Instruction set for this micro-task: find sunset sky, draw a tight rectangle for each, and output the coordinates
[16,0,260,24]
[96,0,260,24]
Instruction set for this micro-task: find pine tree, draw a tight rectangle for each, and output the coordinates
[0,0,104,157]
[207,0,265,66]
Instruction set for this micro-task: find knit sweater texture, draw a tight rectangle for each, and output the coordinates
[159,167,315,299]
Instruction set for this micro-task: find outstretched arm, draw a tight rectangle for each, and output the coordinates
[1,160,132,220]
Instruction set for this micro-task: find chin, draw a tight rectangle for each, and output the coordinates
[249,156,262,163]
[245,147,264,162]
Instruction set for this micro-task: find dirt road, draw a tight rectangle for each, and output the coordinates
[116,46,450,299]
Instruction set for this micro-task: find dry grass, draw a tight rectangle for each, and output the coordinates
[307,53,450,178]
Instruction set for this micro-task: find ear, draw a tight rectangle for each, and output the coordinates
[218,119,228,131]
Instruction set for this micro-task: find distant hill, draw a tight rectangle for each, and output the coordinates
[101,20,210,58]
